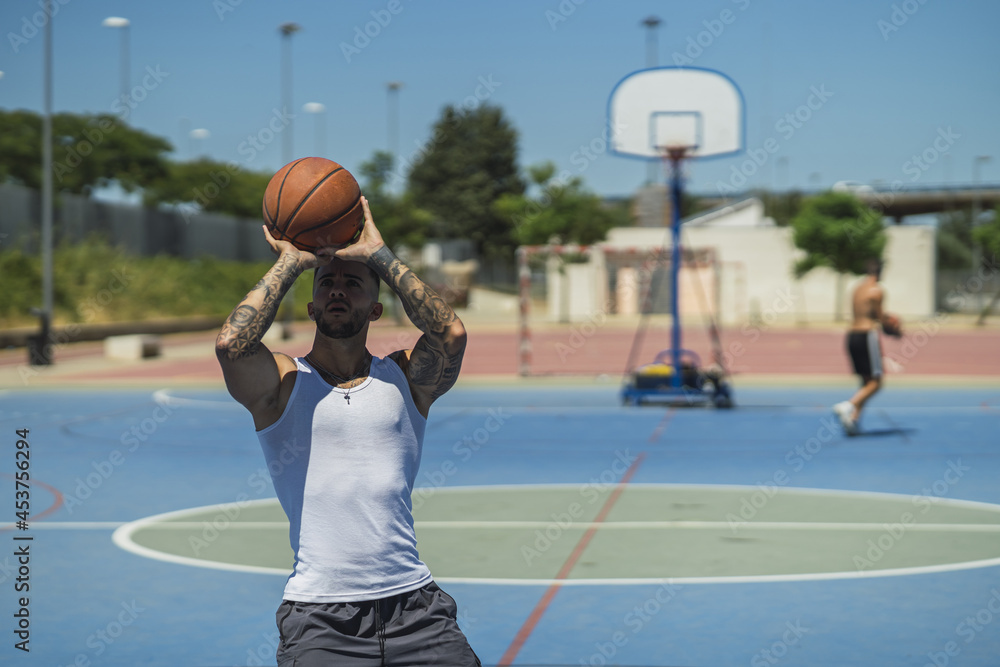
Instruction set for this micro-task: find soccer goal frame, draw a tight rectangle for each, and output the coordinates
[515,243,722,377]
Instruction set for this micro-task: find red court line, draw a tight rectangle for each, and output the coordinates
[497,451,647,666]
[648,408,676,442]
[0,474,65,532]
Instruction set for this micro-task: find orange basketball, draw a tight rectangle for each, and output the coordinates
[262,157,364,252]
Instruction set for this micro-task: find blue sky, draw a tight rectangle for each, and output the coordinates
[1,0,998,198]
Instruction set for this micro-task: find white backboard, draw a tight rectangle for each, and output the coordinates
[609,67,744,159]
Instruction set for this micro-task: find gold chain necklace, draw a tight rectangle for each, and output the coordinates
[305,353,372,404]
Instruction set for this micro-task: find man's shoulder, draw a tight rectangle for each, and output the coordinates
[275,351,300,367]
[855,280,882,297]
[383,349,410,371]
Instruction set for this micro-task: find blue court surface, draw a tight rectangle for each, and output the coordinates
[1,383,999,666]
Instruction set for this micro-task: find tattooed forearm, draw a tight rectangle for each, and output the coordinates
[367,246,457,334]
[370,245,466,402]
[216,253,301,360]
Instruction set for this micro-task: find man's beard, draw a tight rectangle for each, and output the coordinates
[315,309,368,339]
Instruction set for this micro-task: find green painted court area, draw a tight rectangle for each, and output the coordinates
[117,484,1000,582]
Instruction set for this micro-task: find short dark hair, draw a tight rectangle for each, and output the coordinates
[313,261,381,300]
[866,258,883,278]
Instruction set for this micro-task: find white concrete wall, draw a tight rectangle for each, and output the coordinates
[597,224,935,324]
[686,198,770,227]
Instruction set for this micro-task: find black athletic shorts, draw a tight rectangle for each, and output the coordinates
[846,330,883,380]
[275,581,481,667]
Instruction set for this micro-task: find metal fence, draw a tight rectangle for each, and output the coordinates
[936,266,1000,316]
[0,183,273,262]
[0,183,519,285]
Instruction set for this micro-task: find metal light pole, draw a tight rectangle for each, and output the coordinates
[972,155,992,272]
[303,102,326,157]
[102,16,130,102]
[279,22,301,338]
[386,81,403,174]
[972,155,991,223]
[776,156,789,191]
[642,16,661,67]
[641,16,662,186]
[178,117,192,158]
[189,128,210,157]
[33,0,55,365]
[280,23,301,166]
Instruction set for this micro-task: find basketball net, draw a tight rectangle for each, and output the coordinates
[657,145,689,180]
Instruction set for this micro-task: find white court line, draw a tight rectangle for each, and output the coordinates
[431,405,999,416]
[2,521,126,530]
[19,520,1000,532]
[110,485,1000,583]
[149,392,999,417]
[435,556,1000,586]
[121,521,288,529]
[112,498,288,576]
[415,520,1000,532]
[152,389,242,409]
[411,483,1000,516]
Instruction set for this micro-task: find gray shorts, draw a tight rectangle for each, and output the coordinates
[275,581,481,666]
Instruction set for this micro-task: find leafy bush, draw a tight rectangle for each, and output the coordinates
[0,237,311,328]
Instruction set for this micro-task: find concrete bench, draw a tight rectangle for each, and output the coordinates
[104,334,162,360]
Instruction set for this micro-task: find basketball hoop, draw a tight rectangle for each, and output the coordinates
[608,66,744,407]
[661,146,689,166]
[609,66,743,161]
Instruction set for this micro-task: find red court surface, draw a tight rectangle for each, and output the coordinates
[2,315,998,387]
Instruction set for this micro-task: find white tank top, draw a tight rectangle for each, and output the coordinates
[256,355,432,602]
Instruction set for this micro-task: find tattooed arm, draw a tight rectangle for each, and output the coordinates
[338,198,467,417]
[216,226,325,429]
[369,245,467,413]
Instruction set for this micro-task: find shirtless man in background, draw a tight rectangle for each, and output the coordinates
[833,259,895,436]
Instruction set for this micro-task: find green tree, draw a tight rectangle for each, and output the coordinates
[791,191,887,319]
[755,189,805,227]
[936,210,976,269]
[143,159,272,219]
[358,151,433,249]
[972,207,1000,323]
[0,109,172,194]
[407,104,525,258]
[972,207,1000,262]
[494,162,629,246]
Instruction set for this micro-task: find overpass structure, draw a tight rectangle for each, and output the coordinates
[697,183,1000,222]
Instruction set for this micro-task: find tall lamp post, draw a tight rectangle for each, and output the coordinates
[178,117,192,158]
[776,156,789,191]
[972,155,992,272]
[31,0,55,365]
[642,16,662,67]
[972,155,992,223]
[279,22,301,338]
[303,102,326,157]
[102,16,130,103]
[386,81,403,175]
[641,16,662,185]
[189,128,210,157]
[279,23,301,167]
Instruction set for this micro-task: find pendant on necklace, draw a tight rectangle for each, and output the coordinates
[344,393,351,404]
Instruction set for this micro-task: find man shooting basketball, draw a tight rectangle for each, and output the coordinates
[216,197,480,666]
[833,258,899,436]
